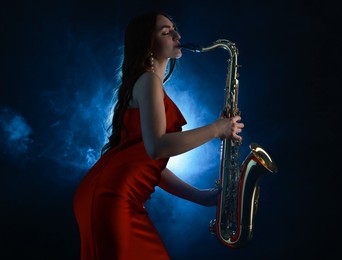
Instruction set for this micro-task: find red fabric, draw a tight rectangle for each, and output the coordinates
[73,91,186,260]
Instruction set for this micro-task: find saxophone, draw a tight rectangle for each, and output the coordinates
[181,39,278,248]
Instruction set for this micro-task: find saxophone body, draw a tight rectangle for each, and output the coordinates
[181,40,278,248]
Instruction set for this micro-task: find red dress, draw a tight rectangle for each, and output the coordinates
[73,91,186,260]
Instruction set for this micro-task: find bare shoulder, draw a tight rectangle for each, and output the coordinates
[135,72,163,91]
[133,72,164,104]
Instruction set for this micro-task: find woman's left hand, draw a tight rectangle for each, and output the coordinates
[198,188,221,207]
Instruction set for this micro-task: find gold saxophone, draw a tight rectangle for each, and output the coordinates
[181,39,278,248]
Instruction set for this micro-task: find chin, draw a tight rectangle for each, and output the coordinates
[174,50,182,59]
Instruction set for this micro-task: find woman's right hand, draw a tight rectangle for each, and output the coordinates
[212,115,244,141]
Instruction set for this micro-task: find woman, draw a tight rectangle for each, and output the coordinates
[73,12,244,259]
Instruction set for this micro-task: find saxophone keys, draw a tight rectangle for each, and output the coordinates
[209,219,217,234]
[214,180,221,189]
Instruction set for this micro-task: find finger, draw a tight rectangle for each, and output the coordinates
[209,188,221,194]
[233,115,241,122]
[232,133,242,141]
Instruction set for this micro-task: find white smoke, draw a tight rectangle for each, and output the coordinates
[0,106,33,156]
[38,84,113,172]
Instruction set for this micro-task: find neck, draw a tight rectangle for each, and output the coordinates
[153,58,169,83]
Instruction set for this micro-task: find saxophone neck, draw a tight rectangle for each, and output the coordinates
[181,39,238,55]
[180,43,202,52]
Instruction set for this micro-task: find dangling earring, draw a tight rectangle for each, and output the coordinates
[150,52,154,72]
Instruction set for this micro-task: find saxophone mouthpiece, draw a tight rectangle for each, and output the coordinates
[180,43,203,52]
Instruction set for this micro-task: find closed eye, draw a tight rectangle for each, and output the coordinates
[159,24,176,36]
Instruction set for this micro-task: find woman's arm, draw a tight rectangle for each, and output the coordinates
[133,72,244,160]
[158,168,220,207]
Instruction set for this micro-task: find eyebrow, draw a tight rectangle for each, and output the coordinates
[158,25,176,31]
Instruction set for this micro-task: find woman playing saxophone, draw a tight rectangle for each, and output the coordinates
[73,12,244,259]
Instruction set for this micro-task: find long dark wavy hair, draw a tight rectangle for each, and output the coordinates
[101,12,178,155]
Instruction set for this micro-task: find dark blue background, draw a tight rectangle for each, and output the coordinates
[1,0,340,259]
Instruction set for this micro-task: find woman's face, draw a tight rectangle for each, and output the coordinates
[152,15,182,60]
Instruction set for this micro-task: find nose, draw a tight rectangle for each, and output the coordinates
[173,30,181,40]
